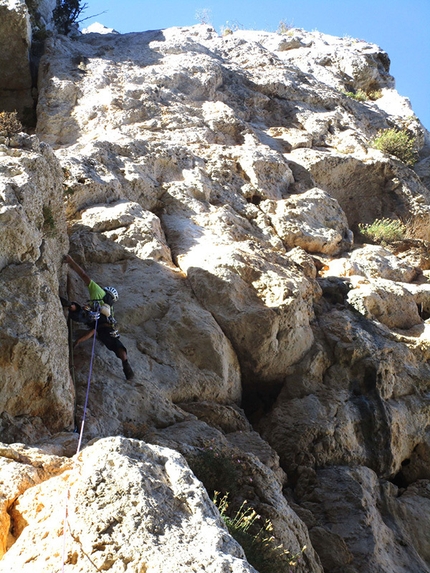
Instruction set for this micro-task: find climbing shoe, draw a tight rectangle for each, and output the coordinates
[122,360,134,380]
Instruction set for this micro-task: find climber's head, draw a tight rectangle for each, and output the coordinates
[103,286,119,304]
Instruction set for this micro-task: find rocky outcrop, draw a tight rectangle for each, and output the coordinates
[0,437,260,572]
[1,21,430,573]
[0,136,73,442]
[294,465,430,573]
[0,0,33,116]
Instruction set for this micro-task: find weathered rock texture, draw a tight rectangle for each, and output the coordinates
[0,137,74,442]
[0,437,260,572]
[0,0,33,115]
[1,21,430,573]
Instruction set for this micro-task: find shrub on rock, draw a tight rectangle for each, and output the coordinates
[371,128,417,166]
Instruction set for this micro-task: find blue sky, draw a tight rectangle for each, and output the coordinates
[81,0,429,130]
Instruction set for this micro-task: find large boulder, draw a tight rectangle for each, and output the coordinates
[0,441,70,558]
[347,278,422,330]
[0,437,259,573]
[323,244,418,283]
[261,187,353,255]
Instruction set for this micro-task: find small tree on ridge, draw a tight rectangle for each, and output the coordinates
[53,0,88,35]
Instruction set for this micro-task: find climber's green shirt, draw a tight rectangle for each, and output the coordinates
[88,280,106,302]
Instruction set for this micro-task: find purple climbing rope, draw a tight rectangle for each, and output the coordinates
[76,316,98,454]
[62,318,98,571]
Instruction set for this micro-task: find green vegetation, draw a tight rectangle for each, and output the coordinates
[42,205,56,236]
[53,0,88,35]
[343,88,382,102]
[188,444,306,572]
[371,128,417,166]
[0,111,23,146]
[358,218,406,244]
[214,492,305,573]
[367,89,383,101]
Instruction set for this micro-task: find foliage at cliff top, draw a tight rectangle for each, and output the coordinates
[53,0,87,35]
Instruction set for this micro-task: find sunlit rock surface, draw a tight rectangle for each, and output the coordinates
[1,21,430,573]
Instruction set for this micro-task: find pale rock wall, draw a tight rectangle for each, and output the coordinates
[1,21,430,573]
[0,137,74,441]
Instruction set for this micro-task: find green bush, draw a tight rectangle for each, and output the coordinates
[53,0,87,35]
[343,89,367,102]
[343,89,382,102]
[42,205,56,236]
[367,89,382,101]
[358,218,406,244]
[371,128,417,166]
[214,492,305,573]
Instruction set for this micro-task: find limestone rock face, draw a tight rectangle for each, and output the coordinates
[257,289,430,483]
[261,187,353,255]
[148,418,323,573]
[27,0,56,30]
[295,466,430,573]
[0,137,74,441]
[0,437,259,573]
[0,441,70,558]
[347,278,422,329]
[287,148,430,236]
[2,21,430,573]
[0,0,33,115]
[415,155,430,191]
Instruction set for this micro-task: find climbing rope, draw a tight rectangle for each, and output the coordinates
[62,315,99,571]
[76,315,98,454]
[68,317,78,431]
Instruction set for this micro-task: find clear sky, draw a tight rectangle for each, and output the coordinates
[80,0,429,130]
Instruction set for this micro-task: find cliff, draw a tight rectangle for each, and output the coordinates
[1,4,430,573]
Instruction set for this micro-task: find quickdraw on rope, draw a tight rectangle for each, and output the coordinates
[62,312,99,572]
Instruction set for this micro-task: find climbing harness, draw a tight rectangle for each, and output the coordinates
[61,313,99,572]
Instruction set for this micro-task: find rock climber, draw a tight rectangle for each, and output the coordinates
[62,254,134,380]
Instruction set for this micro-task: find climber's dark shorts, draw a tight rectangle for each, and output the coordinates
[97,327,127,355]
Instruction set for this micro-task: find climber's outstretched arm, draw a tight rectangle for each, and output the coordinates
[64,255,91,286]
